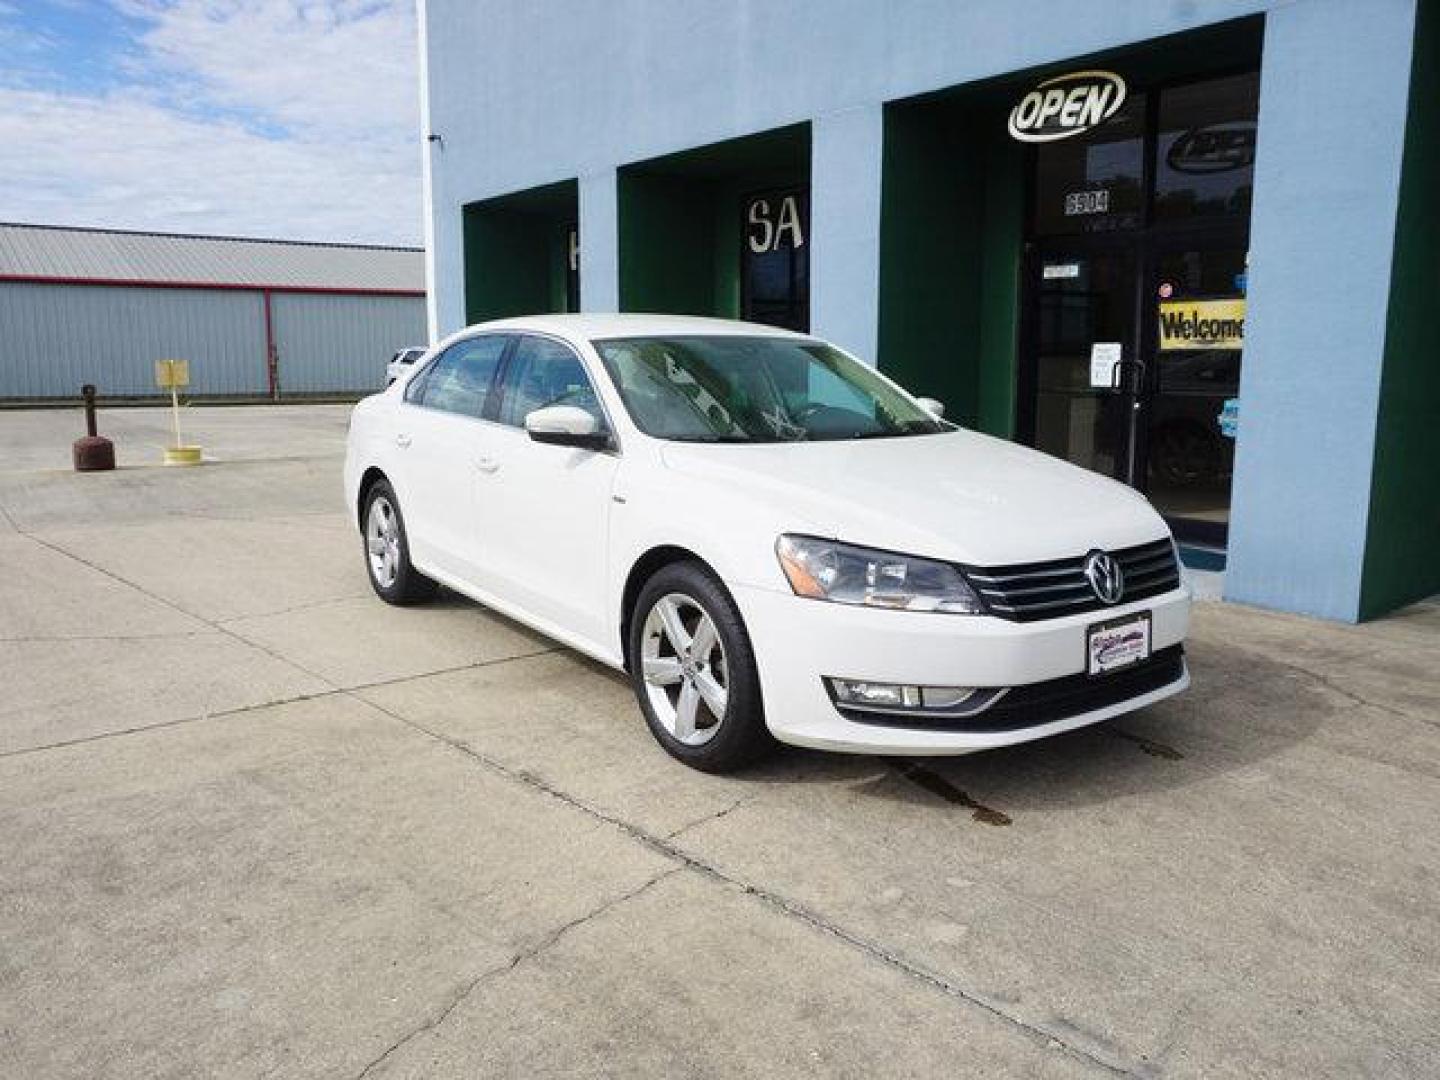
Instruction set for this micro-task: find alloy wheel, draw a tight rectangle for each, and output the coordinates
[366,495,401,589]
[640,592,729,746]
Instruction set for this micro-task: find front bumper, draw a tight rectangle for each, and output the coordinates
[732,581,1191,755]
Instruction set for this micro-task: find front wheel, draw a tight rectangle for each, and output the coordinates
[629,562,774,772]
[361,479,438,605]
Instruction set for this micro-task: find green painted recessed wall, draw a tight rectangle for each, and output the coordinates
[618,124,808,321]
[1360,0,1440,618]
[878,98,1022,438]
[463,180,577,324]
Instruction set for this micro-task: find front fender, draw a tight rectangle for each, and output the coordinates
[605,455,827,659]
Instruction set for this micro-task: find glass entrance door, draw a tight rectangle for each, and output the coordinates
[1143,242,1246,545]
[1017,68,1258,550]
[1029,248,1139,482]
[741,188,810,331]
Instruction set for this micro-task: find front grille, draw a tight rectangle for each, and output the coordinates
[965,538,1180,622]
[840,646,1186,732]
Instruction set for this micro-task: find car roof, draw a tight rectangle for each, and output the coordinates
[460,312,815,343]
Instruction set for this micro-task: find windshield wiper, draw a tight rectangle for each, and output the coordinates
[666,434,777,444]
[847,424,943,440]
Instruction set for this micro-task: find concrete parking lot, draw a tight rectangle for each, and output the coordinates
[1,404,1437,1079]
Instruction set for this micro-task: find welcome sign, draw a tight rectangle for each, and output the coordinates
[1158,299,1246,351]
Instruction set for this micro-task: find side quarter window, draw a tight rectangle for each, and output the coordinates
[497,335,606,430]
[407,335,508,416]
[403,353,435,403]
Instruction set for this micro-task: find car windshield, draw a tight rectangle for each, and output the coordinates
[592,335,947,443]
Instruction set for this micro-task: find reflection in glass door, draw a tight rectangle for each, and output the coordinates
[1030,250,1137,481]
[741,188,809,331]
[1145,244,1246,545]
[1018,67,1259,550]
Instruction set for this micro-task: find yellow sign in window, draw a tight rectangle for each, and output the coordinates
[1158,299,1245,351]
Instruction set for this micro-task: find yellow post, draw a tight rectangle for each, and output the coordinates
[155,359,202,466]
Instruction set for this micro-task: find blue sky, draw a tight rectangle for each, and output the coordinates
[0,1,421,244]
[2,1,148,95]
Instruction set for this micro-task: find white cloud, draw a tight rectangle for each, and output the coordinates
[0,1,421,245]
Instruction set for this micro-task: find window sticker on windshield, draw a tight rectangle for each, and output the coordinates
[761,405,806,441]
[659,352,737,432]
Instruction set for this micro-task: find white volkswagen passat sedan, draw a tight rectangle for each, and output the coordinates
[344,314,1190,772]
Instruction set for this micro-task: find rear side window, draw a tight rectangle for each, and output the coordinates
[407,335,507,417]
[497,336,606,429]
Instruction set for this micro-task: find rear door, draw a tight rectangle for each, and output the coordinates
[391,334,510,582]
[479,333,620,649]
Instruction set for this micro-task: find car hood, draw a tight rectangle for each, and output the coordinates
[659,429,1169,566]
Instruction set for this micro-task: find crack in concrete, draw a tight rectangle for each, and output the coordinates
[0,646,560,762]
[352,866,682,1079]
[662,794,752,840]
[0,630,215,644]
[1273,657,1436,728]
[4,523,564,761]
[214,592,373,625]
[362,700,1140,1078]
[16,529,335,683]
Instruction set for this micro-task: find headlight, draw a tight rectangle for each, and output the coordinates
[775,535,983,614]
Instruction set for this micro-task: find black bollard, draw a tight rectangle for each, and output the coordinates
[72,384,116,472]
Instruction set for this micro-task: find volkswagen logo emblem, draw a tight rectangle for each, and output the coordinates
[1083,550,1124,605]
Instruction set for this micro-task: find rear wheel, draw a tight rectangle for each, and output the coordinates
[629,562,774,772]
[362,479,437,605]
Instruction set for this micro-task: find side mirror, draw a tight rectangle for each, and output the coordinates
[916,396,945,419]
[524,405,609,451]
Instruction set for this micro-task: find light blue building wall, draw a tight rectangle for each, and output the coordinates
[1226,0,1419,619]
[422,0,1433,621]
[421,0,1278,342]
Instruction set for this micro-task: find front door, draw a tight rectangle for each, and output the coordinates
[1027,245,1141,484]
[1024,238,1246,545]
[1143,239,1246,546]
[1018,68,1258,549]
[479,333,619,652]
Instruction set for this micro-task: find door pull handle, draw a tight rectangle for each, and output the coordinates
[475,457,499,474]
[395,433,412,449]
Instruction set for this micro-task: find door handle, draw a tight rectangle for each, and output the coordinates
[395,433,412,449]
[475,456,499,474]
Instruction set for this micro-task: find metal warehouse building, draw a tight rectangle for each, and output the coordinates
[420,0,1438,623]
[0,223,425,400]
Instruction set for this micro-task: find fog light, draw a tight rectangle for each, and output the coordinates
[826,677,1000,719]
[829,679,922,708]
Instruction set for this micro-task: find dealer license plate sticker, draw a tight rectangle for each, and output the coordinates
[1087,612,1151,676]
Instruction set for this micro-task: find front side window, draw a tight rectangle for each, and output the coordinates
[498,335,605,429]
[409,335,507,417]
[593,336,945,443]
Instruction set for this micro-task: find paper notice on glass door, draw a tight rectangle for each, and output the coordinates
[1089,342,1122,389]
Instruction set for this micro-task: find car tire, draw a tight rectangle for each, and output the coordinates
[361,479,438,605]
[629,561,775,772]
